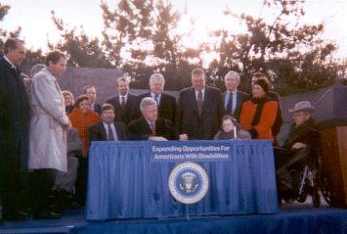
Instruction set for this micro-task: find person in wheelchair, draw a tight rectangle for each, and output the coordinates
[275,101,320,202]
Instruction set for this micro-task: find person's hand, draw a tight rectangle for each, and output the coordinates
[149,136,168,141]
[292,142,307,150]
[179,134,188,141]
[63,120,72,130]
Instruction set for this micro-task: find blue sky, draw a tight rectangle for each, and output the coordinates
[1,0,347,59]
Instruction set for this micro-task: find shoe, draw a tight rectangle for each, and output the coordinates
[33,211,61,220]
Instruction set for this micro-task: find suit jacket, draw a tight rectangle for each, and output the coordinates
[89,121,128,142]
[0,57,31,172]
[176,86,223,140]
[268,91,283,137]
[106,93,141,124]
[222,90,250,121]
[128,117,177,141]
[138,92,177,124]
[91,102,102,115]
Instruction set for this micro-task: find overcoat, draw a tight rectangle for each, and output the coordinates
[29,67,70,172]
[0,57,31,175]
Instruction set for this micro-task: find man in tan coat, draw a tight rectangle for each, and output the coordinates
[29,50,71,219]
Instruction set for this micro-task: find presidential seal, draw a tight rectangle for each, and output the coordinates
[168,162,209,204]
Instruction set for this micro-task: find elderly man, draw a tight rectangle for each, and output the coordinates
[106,76,141,124]
[138,73,176,124]
[276,101,320,201]
[83,85,101,114]
[128,97,176,141]
[0,38,31,221]
[177,68,223,140]
[223,71,249,121]
[89,103,128,141]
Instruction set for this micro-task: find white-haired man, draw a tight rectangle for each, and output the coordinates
[138,73,176,124]
[128,97,176,141]
[223,71,250,121]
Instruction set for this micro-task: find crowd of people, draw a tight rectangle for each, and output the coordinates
[0,38,321,222]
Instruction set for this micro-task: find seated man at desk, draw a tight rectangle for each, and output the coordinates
[128,97,176,141]
[89,103,128,141]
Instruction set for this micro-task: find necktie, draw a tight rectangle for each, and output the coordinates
[155,94,160,104]
[121,96,126,112]
[150,121,156,135]
[108,124,114,141]
[226,92,233,114]
[197,90,203,115]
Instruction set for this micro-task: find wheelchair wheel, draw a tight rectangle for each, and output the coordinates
[320,170,343,207]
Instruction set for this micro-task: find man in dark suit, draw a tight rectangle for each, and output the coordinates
[89,103,128,141]
[252,72,283,144]
[223,71,250,121]
[128,97,176,141]
[177,68,223,140]
[0,38,31,221]
[138,73,176,124]
[106,77,141,124]
[83,85,102,114]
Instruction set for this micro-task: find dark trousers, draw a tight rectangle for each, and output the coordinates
[76,157,88,206]
[29,169,55,215]
[0,171,28,220]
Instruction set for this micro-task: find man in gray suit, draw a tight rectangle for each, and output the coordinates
[223,71,250,121]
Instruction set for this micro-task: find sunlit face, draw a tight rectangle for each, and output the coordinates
[64,94,74,107]
[191,74,206,91]
[48,57,67,76]
[117,80,129,96]
[142,104,158,122]
[85,87,97,103]
[252,84,265,98]
[101,109,115,124]
[224,74,240,91]
[150,77,164,94]
[7,42,26,67]
[293,111,311,126]
[78,99,90,113]
[222,119,235,133]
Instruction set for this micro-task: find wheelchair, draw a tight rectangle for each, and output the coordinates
[275,147,321,207]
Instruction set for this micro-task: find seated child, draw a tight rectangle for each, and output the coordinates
[214,115,251,140]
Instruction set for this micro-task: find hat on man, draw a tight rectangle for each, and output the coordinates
[289,101,315,113]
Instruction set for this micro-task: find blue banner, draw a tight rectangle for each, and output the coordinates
[150,141,234,162]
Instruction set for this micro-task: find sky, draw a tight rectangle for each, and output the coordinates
[1,0,347,60]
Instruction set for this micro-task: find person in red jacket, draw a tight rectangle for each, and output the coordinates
[239,78,278,140]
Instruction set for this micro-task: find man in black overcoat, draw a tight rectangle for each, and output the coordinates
[0,38,31,221]
[176,68,223,140]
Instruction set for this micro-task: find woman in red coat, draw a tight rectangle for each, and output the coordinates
[68,95,101,157]
[239,78,278,140]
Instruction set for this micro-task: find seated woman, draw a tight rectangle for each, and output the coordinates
[69,95,101,157]
[214,115,251,140]
[68,95,101,206]
[239,78,278,140]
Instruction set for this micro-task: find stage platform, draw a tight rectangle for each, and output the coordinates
[1,198,347,234]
